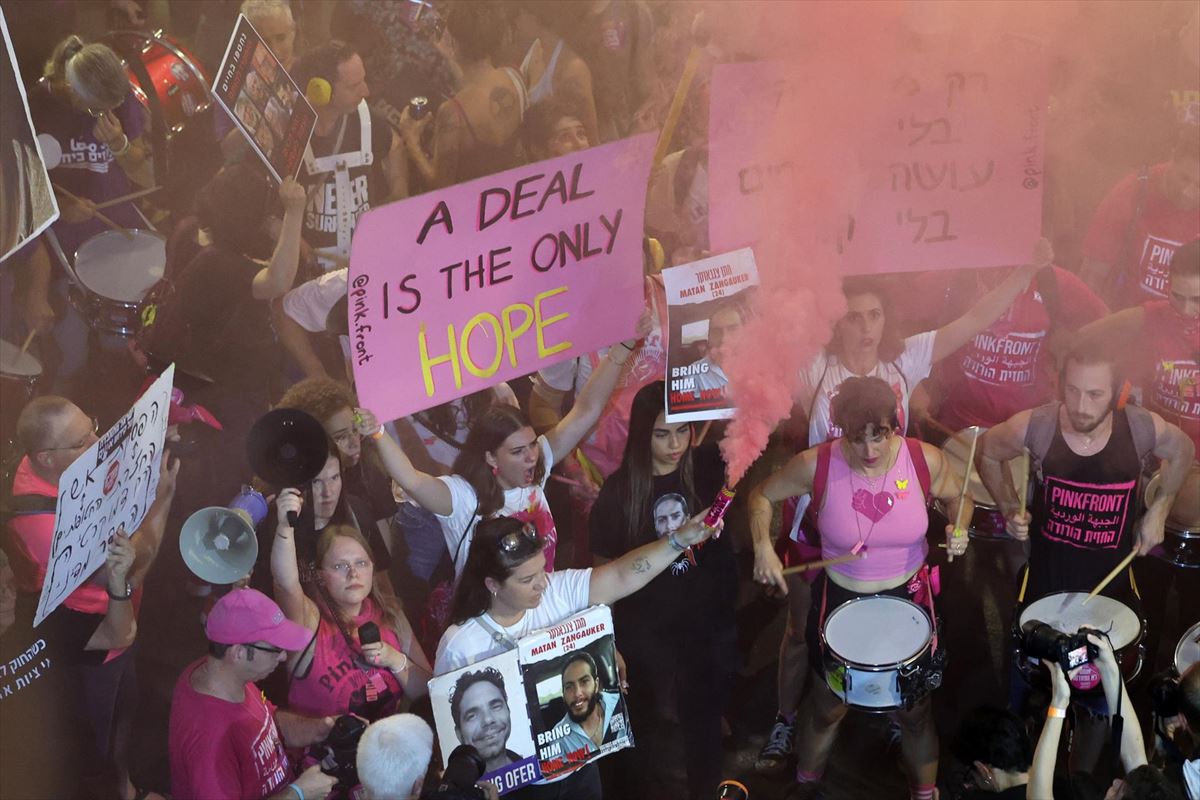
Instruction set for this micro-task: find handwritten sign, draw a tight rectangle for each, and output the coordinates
[0,8,59,263]
[709,46,1047,274]
[662,249,759,422]
[211,14,315,182]
[34,366,173,626]
[430,649,541,796]
[350,134,655,422]
[518,605,631,781]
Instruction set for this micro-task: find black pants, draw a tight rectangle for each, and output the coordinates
[509,764,602,800]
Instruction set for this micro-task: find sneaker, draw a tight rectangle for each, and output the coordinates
[755,714,796,772]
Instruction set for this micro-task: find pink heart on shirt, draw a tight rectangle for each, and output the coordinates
[852,488,895,523]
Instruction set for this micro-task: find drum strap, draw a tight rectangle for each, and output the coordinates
[809,437,932,518]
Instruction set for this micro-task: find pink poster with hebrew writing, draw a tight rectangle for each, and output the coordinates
[349,133,655,423]
[709,41,1048,274]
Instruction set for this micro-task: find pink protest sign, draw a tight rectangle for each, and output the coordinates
[709,44,1047,274]
[350,133,656,422]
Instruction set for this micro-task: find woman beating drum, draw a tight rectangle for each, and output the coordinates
[748,377,973,800]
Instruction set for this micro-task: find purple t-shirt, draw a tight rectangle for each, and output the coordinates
[30,85,146,252]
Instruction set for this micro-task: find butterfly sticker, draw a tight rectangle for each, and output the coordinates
[895,478,909,490]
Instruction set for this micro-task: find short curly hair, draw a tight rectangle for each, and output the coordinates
[275,377,357,425]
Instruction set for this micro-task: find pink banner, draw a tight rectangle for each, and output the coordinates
[709,45,1047,274]
[350,133,656,422]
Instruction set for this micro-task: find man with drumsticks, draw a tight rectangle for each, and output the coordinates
[977,340,1194,768]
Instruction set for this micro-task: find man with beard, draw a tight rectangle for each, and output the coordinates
[977,342,1193,604]
[451,668,525,774]
[552,652,625,758]
[682,305,744,400]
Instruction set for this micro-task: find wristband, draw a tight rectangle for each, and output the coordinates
[110,134,130,156]
[1046,706,1067,719]
[667,531,686,552]
[389,652,409,674]
[369,426,385,440]
[289,783,304,800]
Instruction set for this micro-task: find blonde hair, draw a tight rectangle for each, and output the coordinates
[45,36,129,111]
[241,0,295,26]
[314,524,405,634]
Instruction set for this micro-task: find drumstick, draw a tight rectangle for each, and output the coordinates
[949,426,980,563]
[653,45,701,168]
[1082,550,1137,606]
[18,329,36,356]
[921,415,973,448]
[93,185,162,210]
[781,551,865,575]
[1016,449,1031,519]
[52,184,133,240]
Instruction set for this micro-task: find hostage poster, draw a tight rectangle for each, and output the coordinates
[429,650,541,796]
[662,248,760,422]
[518,606,632,781]
[212,14,316,182]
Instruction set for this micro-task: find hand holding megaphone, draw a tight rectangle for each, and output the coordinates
[276,488,304,533]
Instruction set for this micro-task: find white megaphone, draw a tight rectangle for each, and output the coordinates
[179,487,266,584]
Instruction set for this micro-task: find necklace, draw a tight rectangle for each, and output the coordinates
[847,441,900,553]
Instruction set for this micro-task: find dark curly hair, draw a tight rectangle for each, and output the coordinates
[450,667,507,727]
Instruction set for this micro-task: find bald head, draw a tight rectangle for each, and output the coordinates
[16,396,79,454]
[16,397,97,481]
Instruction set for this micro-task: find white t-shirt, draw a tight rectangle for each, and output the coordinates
[437,435,558,578]
[434,568,593,674]
[406,384,519,472]
[534,353,596,395]
[803,330,937,445]
[282,268,347,332]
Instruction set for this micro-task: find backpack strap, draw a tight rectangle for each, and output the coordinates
[904,438,933,499]
[810,441,833,517]
[1124,405,1157,464]
[0,494,57,527]
[1023,402,1060,468]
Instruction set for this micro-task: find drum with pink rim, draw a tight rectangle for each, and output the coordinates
[1175,621,1200,676]
[1017,591,1146,684]
[0,339,42,446]
[933,427,1027,540]
[71,229,165,336]
[1143,465,1200,569]
[821,595,935,711]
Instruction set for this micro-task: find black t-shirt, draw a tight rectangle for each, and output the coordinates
[252,491,393,595]
[589,445,736,640]
[299,105,391,256]
[177,246,277,389]
[342,459,398,527]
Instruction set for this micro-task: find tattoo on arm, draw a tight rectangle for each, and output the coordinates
[630,557,650,574]
[490,87,517,121]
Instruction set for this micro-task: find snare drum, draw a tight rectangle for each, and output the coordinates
[1175,621,1200,676]
[1018,592,1146,683]
[0,339,42,445]
[105,30,212,138]
[933,427,1027,540]
[71,229,165,335]
[822,595,935,711]
[1144,466,1200,568]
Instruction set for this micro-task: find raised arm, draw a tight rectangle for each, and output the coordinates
[1087,632,1148,774]
[588,511,717,606]
[1135,412,1196,555]
[354,409,453,516]
[545,307,652,464]
[128,455,180,585]
[977,410,1034,540]
[1028,661,1072,800]
[922,442,973,560]
[931,239,1051,363]
[85,528,138,651]
[251,178,305,300]
[269,489,319,632]
[748,448,818,596]
[1073,307,1146,362]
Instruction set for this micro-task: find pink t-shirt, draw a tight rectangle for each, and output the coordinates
[816,440,929,582]
[287,601,404,719]
[1144,300,1200,453]
[169,659,292,800]
[1083,163,1200,303]
[936,267,1108,429]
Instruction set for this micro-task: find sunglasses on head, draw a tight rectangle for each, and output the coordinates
[498,523,539,554]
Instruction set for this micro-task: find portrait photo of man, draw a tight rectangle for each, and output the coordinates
[551,652,626,757]
[450,667,527,774]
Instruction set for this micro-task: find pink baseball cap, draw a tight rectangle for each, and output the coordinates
[205,588,313,651]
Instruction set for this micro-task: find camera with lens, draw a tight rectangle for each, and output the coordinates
[310,714,368,793]
[1021,620,1101,672]
[419,745,490,800]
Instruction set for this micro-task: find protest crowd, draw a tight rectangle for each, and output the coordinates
[0,2,1198,800]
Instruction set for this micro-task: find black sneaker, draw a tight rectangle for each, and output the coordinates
[754,713,796,772]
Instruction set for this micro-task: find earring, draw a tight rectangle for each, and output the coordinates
[491,465,498,476]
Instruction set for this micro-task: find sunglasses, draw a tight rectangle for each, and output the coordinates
[498,524,540,554]
[39,417,100,452]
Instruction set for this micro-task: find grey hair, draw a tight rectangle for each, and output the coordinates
[240,0,295,26]
[45,36,129,111]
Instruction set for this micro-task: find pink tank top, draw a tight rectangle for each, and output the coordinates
[817,440,929,582]
[287,600,404,720]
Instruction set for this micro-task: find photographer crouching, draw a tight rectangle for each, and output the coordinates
[1029,630,1180,800]
[356,714,498,800]
[1151,662,1200,799]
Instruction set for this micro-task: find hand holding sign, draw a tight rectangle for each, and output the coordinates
[105,526,134,594]
[279,176,306,215]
